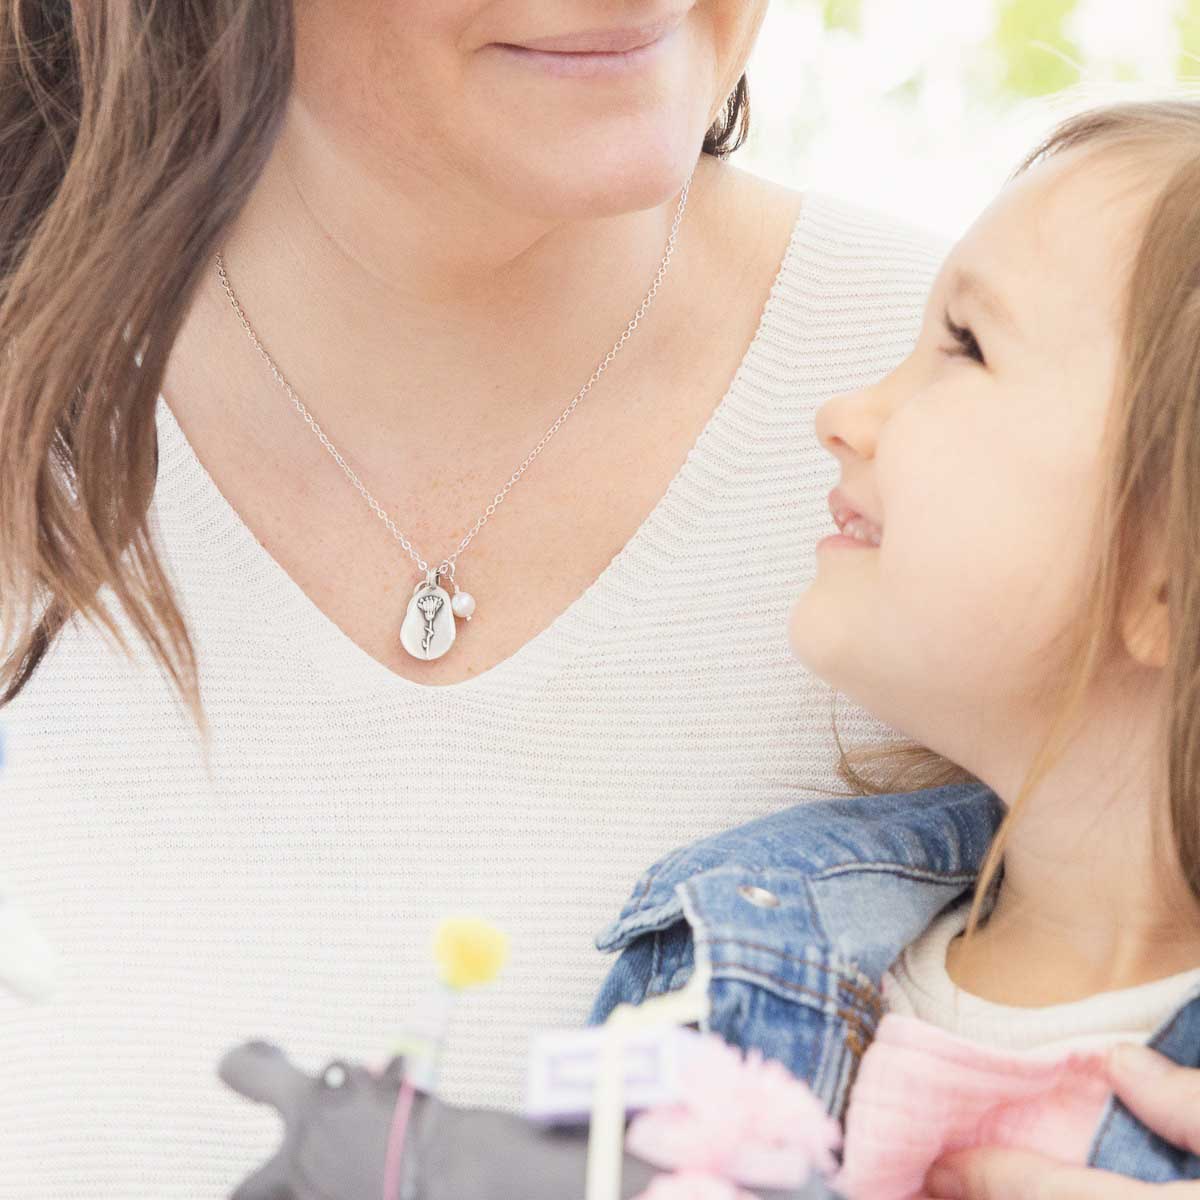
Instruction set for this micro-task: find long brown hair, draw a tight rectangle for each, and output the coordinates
[0,2,751,744]
[835,98,1200,939]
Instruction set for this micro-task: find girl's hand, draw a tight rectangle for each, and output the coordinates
[921,1043,1200,1198]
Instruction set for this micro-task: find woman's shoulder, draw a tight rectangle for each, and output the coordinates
[690,157,951,395]
[707,154,952,297]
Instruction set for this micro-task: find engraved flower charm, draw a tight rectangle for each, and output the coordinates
[416,592,444,654]
[400,578,457,661]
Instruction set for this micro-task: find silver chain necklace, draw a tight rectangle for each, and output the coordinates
[215,168,693,662]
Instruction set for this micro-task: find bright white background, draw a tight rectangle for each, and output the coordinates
[741,0,1200,237]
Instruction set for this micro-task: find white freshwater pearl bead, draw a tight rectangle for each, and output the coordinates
[451,591,476,620]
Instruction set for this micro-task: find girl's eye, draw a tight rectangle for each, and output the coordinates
[941,309,986,366]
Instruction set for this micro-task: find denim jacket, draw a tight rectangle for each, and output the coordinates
[588,782,1200,1184]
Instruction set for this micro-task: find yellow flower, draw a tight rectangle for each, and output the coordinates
[433,917,509,990]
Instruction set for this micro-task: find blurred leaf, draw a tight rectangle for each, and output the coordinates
[822,0,862,34]
[994,0,1083,96]
[885,72,925,104]
[1178,0,1200,77]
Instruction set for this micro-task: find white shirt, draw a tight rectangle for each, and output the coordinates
[884,898,1200,1054]
[0,188,950,1199]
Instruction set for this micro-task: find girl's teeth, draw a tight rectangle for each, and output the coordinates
[843,516,882,546]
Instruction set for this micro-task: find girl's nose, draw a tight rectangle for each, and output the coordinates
[815,386,880,463]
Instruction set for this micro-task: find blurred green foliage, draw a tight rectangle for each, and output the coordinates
[994,0,1082,96]
[821,0,863,33]
[1179,0,1200,77]
[797,0,1197,107]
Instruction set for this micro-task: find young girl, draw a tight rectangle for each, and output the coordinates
[591,97,1200,1196]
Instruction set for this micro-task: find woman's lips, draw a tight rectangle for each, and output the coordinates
[489,15,683,77]
[506,14,684,53]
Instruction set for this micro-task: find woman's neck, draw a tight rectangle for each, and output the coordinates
[204,103,726,447]
[946,669,1200,1005]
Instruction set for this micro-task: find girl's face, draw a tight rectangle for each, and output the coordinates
[292,2,765,218]
[788,147,1151,769]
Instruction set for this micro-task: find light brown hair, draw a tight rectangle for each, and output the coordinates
[0,2,751,746]
[835,97,1200,939]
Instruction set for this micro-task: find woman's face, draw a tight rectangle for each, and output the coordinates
[292,2,765,219]
[787,146,1150,771]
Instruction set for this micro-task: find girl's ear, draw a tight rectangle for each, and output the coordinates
[1121,576,1169,669]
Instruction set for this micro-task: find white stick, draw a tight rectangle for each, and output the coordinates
[584,961,712,1200]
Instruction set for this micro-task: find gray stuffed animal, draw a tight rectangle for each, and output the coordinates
[219,1040,842,1200]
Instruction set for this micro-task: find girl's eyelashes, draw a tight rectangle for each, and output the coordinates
[940,308,986,367]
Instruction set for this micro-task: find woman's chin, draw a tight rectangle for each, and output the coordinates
[533,130,704,211]
[459,64,709,213]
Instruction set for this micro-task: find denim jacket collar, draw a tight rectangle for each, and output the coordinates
[597,781,1004,978]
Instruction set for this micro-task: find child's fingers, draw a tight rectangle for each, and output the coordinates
[1106,1043,1200,1156]
[923,1148,1166,1199]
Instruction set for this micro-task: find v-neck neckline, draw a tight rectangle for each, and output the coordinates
[151,192,823,700]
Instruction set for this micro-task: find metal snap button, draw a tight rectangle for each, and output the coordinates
[737,884,781,909]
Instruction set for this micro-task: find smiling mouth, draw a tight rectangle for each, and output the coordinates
[502,14,685,55]
[831,505,883,546]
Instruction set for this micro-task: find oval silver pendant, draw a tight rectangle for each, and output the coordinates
[400,578,457,661]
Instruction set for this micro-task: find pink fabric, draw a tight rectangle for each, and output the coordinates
[628,1032,844,1200]
[829,1013,1115,1200]
[626,1033,841,1193]
[632,1174,758,1200]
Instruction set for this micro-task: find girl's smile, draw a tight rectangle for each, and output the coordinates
[818,485,883,551]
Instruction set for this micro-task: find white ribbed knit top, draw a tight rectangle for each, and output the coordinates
[883,898,1200,1054]
[0,189,949,1199]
